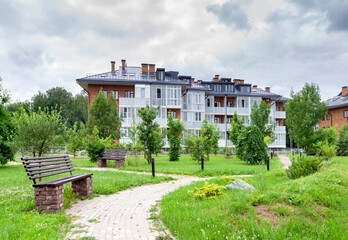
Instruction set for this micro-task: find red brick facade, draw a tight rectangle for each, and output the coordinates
[319,106,348,131]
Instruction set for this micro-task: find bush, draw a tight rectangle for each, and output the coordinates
[86,127,105,162]
[337,125,348,156]
[188,182,226,199]
[286,155,323,179]
[317,139,338,159]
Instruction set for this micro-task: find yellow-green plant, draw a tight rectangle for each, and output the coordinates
[188,182,226,199]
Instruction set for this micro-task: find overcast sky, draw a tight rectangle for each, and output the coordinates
[1,0,347,102]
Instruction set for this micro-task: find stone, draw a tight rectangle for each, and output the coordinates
[225,180,256,190]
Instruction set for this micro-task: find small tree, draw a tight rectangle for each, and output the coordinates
[13,108,62,156]
[229,112,244,146]
[190,135,204,163]
[66,122,87,158]
[128,115,142,166]
[236,125,268,165]
[0,78,16,164]
[200,119,220,161]
[337,124,348,156]
[137,105,164,164]
[285,83,327,154]
[250,101,274,142]
[167,115,185,161]
[308,126,337,155]
[88,90,121,139]
[86,127,105,162]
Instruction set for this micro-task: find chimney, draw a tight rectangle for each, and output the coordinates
[141,63,149,73]
[233,79,239,85]
[215,75,220,81]
[121,59,126,70]
[111,61,115,72]
[253,85,258,89]
[342,86,348,96]
[239,80,244,84]
[265,87,270,92]
[191,78,195,84]
[149,64,155,73]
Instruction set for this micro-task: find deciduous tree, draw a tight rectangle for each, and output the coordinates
[250,101,274,142]
[229,112,244,146]
[66,122,87,158]
[200,119,220,161]
[167,115,185,161]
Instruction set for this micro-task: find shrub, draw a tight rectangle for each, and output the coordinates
[188,182,226,199]
[286,155,323,179]
[86,127,105,162]
[337,124,348,156]
[317,139,338,159]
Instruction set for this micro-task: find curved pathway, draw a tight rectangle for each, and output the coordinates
[65,169,251,240]
[279,154,292,169]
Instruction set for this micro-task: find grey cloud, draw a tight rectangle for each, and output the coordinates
[8,47,44,69]
[207,1,251,30]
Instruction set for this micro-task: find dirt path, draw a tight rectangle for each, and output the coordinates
[279,154,292,169]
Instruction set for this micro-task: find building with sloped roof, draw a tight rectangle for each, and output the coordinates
[77,60,287,148]
[319,86,348,131]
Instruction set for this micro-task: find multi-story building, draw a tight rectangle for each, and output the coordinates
[319,86,348,131]
[76,60,287,149]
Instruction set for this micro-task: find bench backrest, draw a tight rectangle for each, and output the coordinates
[103,149,127,158]
[21,155,74,185]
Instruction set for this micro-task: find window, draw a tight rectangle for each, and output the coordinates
[241,99,245,108]
[141,88,145,98]
[195,112,201,121]
[112,90,118,100]
[214,117,221,123]
[344,111,348,118]
[103,90,107,99]
[215,101,221,107]
[227,118,232,123]
[183,112,187,121]
[207,98,211,107]
[276,105,280,111]
[213,85,222,92]
[169,111,176,119]
[326,114,330,120]
[125,90,134,98]
[322,115,325,121]
[276,120,280,126]
[157,89,161,98]
[227,101,233,107]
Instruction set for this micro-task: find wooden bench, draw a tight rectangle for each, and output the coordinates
[98,149,127,168]
[21,155,93,213]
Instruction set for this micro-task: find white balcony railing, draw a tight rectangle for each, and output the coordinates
[272,110,286,119]
[183,121,203,129]
[119,97,150,107]
[275,126,286,132]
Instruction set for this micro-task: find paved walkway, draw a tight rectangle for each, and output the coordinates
[279,154,292,169]
[65,169,251,240]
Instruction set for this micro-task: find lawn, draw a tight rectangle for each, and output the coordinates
[0,164,172,240]
[160,156,348,240]
[69,154,282,177]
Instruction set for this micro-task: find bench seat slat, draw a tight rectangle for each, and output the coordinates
[27,165,74,176]
[23,160,72,168]
[33,173,93,187]
[100,157,124,160]
[21,155,69,161]
[29,169,75,180]
[22,157,70,164]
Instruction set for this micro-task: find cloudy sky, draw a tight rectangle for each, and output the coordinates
[1,0,347,102]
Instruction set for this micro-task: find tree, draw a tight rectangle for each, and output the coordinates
[285,83,327,154]
[13,108,62,156]
[236,125,268,164]
[66,122,87,158]
[128,115,142,166]
[88,90,121,139]
[200,119,220,161]
[190,134,204,163]
[86,127,105,162]
[250,101,274,142]
[337,125,348,156]
[137,105,164,164]
[167,115,185,161]
[229,112,245,145]
[0,78,16,165]
[308,126,337,155]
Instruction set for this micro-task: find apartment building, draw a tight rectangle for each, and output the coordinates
[319,86,348,131]
[76,60,287,149]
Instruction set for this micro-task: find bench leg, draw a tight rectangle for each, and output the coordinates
[115,159,125,168]
[72,176,93,197]
[98,159,107,167]
[35,185,64,213]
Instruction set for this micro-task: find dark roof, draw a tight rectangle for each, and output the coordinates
[325,91,348,109]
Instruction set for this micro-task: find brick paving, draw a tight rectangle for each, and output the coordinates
[65,169,252,240]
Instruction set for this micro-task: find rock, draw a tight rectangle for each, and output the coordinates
[225,180,256,190]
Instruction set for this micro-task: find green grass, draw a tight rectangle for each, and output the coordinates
[122,154,282,177]
[160,156,348,239]
[0,164,172,240]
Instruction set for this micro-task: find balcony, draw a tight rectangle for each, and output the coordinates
[206,107,247,115]
[272,111,286,119]
[275,126,286,132]
[183,121,203,129]
[119,98,150,107]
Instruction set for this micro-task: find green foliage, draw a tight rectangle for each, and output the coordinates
[190,135,204,163]
[188,181,226,199]
[221,176,251,183]
[285,83,327,154]
[86,127,105,162]
[222,147,232,156]
[317,139,338,159]
[183,130,194,154]
[13,107,62,156]
[308,126,337,155]
[0,78,16,165]
[236,125,268,165]
[167,115,185,161]
[66,122,87,158]
[337,124,348,156]
[137,105,164,164]
[286,155,323,179]
[250,100,274,141]
[200,119,220,161]
[229,111,245,145]
[88,90,121,139]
